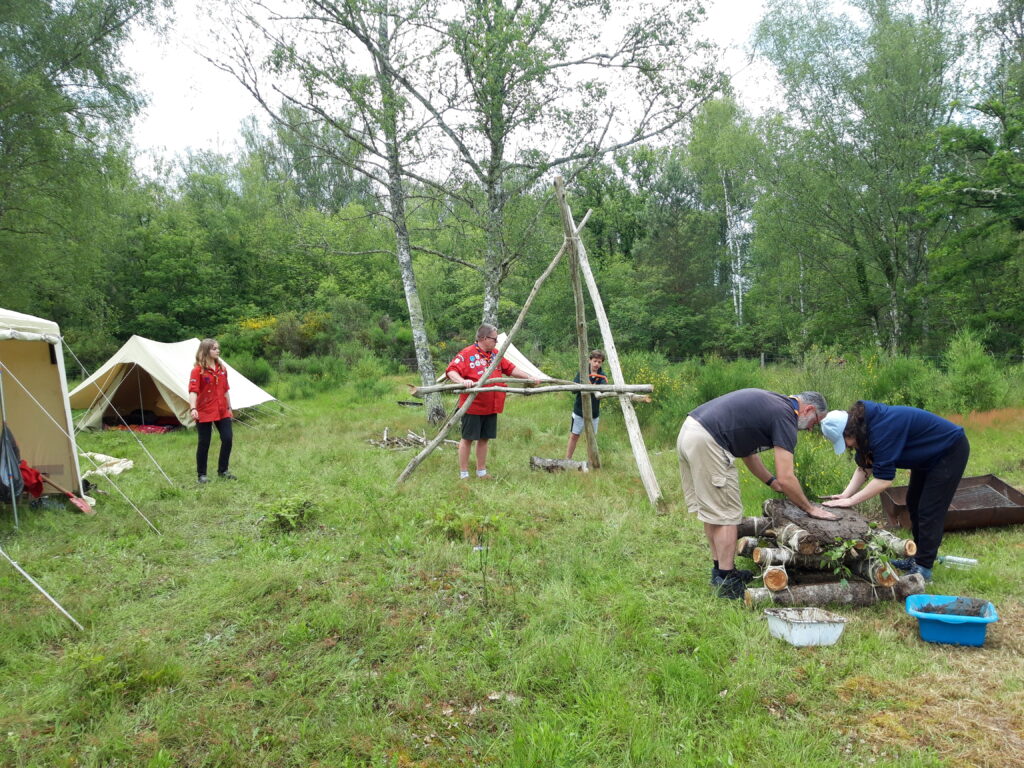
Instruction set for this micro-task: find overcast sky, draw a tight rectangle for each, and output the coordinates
[123,0,778,170]
[121,0,1000,174]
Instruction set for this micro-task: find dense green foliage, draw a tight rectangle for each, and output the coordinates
[1,0,1022,371]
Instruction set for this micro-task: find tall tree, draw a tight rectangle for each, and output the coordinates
[218,0,449,422]
[0,0,163,330]
[402,0,721,324]
[914,0,1024,351]
[752,0,969,352]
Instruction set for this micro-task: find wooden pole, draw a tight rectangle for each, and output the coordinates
[410,382,652,397]
[556,181,664,511]
[397,212,591,484]
[554,177,599,469]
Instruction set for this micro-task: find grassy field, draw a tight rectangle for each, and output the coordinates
[1,375,1022,767]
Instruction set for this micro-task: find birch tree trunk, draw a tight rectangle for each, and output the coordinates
[378,15,445,424]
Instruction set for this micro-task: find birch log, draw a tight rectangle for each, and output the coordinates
[763,565,789,591]
[736,537,758,559]
[737,517,772,538]
[774,522,820,555]
[870,529,917,558]
[530,457,589,473]
[744,573,926,608]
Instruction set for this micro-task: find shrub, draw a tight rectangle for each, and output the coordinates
[694,355,765,405]
[941,330,1008,413]
[351,353,396,398]
[227,352,273,386]
[860,353,941,409]
[260,497,317,533]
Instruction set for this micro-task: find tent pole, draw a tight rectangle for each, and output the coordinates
[0,369,19,529]
[0,545,83,630]
[62,345,174,486]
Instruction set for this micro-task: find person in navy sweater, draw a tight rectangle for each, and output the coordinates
[820,401,970,581]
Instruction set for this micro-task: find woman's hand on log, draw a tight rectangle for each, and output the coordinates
[822,497,856,508]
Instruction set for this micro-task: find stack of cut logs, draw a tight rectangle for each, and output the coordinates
[740,499,927,608]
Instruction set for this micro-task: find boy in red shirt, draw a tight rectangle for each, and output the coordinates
[446,324,537,479]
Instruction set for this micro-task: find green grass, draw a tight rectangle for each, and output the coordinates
[1,377,1022,767]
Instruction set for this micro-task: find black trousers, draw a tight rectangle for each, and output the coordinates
[196,417,233,476]
[905,434,970,569]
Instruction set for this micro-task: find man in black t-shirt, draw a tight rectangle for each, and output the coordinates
[677,389,838,599]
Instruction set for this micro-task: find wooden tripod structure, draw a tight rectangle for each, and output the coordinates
[398,177,664,511]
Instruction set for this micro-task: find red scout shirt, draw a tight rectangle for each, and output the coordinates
[188,364,232,422]
[446,343,517,415]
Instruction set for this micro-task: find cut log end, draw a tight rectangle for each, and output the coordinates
[763,565,789,591]
[737,537,758,559]
[872,564,899,588]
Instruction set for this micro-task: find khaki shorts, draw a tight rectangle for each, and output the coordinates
[677,416,743,526]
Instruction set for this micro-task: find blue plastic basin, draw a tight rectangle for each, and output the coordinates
[905,594,998,647]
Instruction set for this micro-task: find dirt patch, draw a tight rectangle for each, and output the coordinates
[835,601,1024,767]
[916,597,990,617]
[946,408,1024,431]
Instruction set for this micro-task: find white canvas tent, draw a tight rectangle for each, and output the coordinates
[69,336,276,430]
[437,333,547,382]
[496,333,547,379]
[0,308,83,495]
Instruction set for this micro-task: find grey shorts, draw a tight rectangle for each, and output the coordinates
[570,413,599,435]
[676,416,743,526]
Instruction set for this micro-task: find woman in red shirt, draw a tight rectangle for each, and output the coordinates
[188,338,235,483]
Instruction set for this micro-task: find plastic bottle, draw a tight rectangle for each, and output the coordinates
[937,555,978,569]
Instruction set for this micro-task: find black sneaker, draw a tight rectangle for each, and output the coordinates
[197,475,209,484]
[716,572,747,600]
[713,568,754,586]
[891,557,916,571]
[218,471,237,480]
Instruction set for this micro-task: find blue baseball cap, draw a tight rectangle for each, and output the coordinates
[820,410,849,454]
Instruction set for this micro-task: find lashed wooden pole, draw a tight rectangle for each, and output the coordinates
[554,179,664,511]
[397,212,592,484]
[411,381,652,397]
[554,177,599,469]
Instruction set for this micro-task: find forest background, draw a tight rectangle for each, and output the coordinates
[3,0,1024,406]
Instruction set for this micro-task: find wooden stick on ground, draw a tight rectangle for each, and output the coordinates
[396,212,591,485]
[530,456,589,473]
